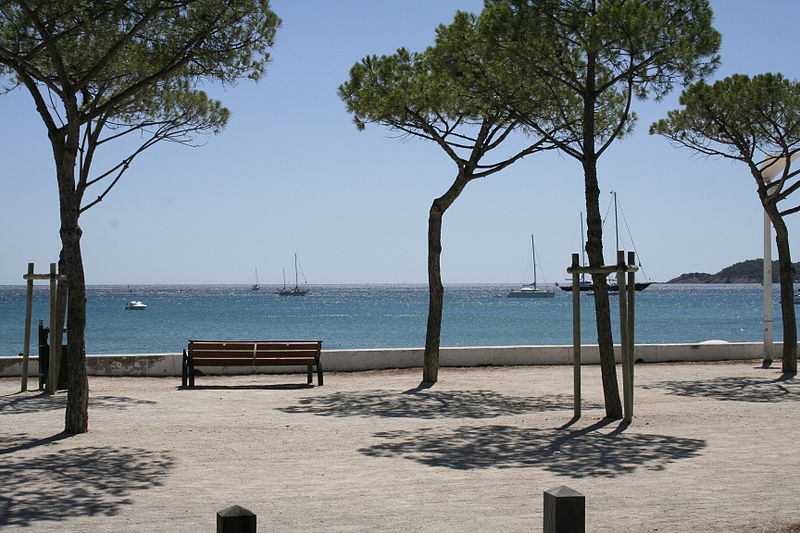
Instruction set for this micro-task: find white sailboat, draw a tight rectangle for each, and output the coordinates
[251,266,260,290]
[277,254,309,296]
[507,235,555,298]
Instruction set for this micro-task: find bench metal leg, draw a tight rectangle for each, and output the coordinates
[189,360,195,387]
[317,359,323,386]
[181,350,188,387]
[307,365,312,385]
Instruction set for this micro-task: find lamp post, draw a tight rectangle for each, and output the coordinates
[761,181,773,367]
[759,153,799,366]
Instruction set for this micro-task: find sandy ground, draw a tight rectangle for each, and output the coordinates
[1,361,799,532]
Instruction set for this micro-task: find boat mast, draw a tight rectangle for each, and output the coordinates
[613,191,619,253]
[580,213,587,283]
[531,234,537,290]
[294,253,299,289]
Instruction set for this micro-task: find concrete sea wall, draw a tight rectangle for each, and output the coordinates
[0,341,775,378]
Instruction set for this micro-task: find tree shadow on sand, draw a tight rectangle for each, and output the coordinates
[278,389,602,419]
[0,433,174,528]
[642,374,799,403]
[359,420,706,477]
[0,393,157,414]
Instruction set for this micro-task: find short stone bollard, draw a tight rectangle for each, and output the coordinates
[217,505,256,533]
[543,485,585,533]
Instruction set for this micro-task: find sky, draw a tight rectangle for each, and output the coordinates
[2,0,800,286]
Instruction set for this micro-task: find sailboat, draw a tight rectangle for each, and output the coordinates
[559,196,652,292]
[276,254,309,296]
[606,192,652,291]
[559,214,594,292]
[507,235,555,298]
[251,266,260,290]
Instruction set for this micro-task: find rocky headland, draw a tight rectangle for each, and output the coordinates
[667,259,800,283]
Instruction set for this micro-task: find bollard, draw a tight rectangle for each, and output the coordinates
[38,324,69,390]
[217,505,256,533]
[543,485,585,533]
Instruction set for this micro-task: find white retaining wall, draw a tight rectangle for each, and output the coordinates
[0,341,776,378]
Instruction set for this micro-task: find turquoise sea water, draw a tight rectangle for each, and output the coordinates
[0,283,792,356]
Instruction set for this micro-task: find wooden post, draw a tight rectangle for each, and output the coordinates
[625,251,636,421]
[46,263,59,394]
[569,253,638,422]
[617,251,631,423]
[543,485,585,533]
[571,253,581,419]
[20,263,34,392]
[217,505,256,533]
[53,265,67,389]
[38,320,45,390]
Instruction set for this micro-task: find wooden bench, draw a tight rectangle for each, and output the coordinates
[182,340,323,387]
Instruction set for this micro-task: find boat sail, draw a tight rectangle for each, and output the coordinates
[507,235,555,298]
[277,254,309,296]
[251,266,260,291]
[559,196,652,292]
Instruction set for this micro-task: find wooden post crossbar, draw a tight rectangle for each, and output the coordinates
[20,263,67,394]
[567,252,638,422]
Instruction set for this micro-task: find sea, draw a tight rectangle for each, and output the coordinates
[0,283,791,357]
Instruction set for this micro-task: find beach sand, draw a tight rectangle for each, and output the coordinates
[1,361,798,532]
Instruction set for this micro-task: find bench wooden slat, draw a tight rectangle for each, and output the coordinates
[191,351,319,357]
[190,341,321,348]
[190,349,320,357]
[190,358,318,366]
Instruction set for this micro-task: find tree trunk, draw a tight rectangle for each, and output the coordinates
[61,225,89,433]
[771,213,797,373]
[54,135,90,434]
[423,173,469,383]
[423,202,444,383]
[581,54,622,419]
[582,159,623,419]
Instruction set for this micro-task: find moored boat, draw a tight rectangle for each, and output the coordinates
[560,193,651,293]
[507,234,555,298]
[559,281,652,292]
[277,254,309,296]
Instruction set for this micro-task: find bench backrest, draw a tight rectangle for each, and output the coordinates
[187,340,322,364]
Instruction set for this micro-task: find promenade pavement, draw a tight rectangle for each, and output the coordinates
[1,361,799,532]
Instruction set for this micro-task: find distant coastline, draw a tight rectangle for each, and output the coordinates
[668,259,800,284]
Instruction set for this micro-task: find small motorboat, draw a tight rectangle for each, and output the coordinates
[125,300,147,310]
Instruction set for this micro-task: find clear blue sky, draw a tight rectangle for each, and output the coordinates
[2,0,800,285]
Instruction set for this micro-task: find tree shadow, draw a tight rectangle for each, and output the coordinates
[0,432,74,455]
[642,375,800,403]
[359,422,705,476]
[0,394,157,414]
[278,389,601,419]
[0,434,174,528]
